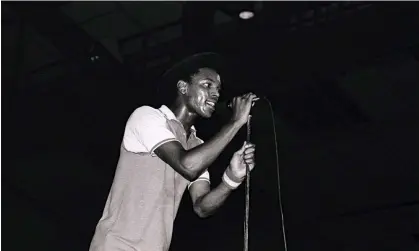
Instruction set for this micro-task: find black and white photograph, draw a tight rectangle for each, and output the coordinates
[2,2,419,251]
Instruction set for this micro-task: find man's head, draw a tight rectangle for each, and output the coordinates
[176,67,221,118]
[159,52,226,118]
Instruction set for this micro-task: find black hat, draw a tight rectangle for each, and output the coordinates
[157,52,229,102]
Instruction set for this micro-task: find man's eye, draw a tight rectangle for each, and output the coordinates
[203,83,210,88]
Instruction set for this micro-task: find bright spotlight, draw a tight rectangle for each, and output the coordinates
[239,11,254,20]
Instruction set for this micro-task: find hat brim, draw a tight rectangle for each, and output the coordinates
[159,52,228,89]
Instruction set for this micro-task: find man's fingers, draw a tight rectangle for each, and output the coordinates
[245,91,257,99]
[244,146,255,154]
[243,153,254,160]
[236,142,254,155]
[249,163,255,171]
[244,161,256,171]
[233,93,258,109]
[243,155,255,161]
[246,94,258,107]
[240,92,256,100]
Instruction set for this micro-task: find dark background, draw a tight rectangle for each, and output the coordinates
[2,2,419,251]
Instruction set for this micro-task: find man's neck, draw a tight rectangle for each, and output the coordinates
[169,102,197,134]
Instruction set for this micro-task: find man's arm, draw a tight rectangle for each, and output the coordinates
[189,142,256,218]
[189,180,233,218]
[155,121,241,181]
[155,93,258,181]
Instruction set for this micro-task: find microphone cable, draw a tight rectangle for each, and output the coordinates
[264,96,289,251]
[242,96,288,251]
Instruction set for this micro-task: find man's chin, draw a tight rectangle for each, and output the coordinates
[201,112,212,118]
[199,109,214,118]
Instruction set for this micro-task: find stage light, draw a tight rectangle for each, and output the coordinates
[239,11,254,20]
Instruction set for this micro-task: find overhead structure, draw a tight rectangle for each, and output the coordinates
[8,2,122,75]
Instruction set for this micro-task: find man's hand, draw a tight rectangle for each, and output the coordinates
[228,141,256,181]
[189,142,256,217]
[230,93,259,126]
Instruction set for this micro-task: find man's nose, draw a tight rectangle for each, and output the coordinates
[210,89,220,99]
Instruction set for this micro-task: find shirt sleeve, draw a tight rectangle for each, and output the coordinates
[123,106,179,153]
[188,170,210,189]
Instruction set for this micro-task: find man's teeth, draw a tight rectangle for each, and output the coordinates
[206,101,215,107]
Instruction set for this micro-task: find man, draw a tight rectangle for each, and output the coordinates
[90,52,258,251]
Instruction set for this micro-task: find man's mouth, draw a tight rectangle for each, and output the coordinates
[205,100,216,110]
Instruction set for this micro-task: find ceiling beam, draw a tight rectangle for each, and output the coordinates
[121,2,417,98]
[7,2,122,77]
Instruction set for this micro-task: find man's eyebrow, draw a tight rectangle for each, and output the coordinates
[199,78,216,82]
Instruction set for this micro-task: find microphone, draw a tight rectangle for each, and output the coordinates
[214,100,231,115]
[216,97,260,109]
[215,97,260,115]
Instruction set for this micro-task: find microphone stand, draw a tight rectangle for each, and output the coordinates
[244,114,252,251]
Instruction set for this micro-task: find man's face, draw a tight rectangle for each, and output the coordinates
[183,68,221,118]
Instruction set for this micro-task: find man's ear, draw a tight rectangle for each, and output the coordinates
[177,80,188,95]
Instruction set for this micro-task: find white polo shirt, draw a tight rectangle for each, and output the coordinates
[90,105,210,251]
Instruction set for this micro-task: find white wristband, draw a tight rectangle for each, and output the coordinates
[222,172,242,189]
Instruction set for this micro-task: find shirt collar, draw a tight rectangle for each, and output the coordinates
[159,105,196,133]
